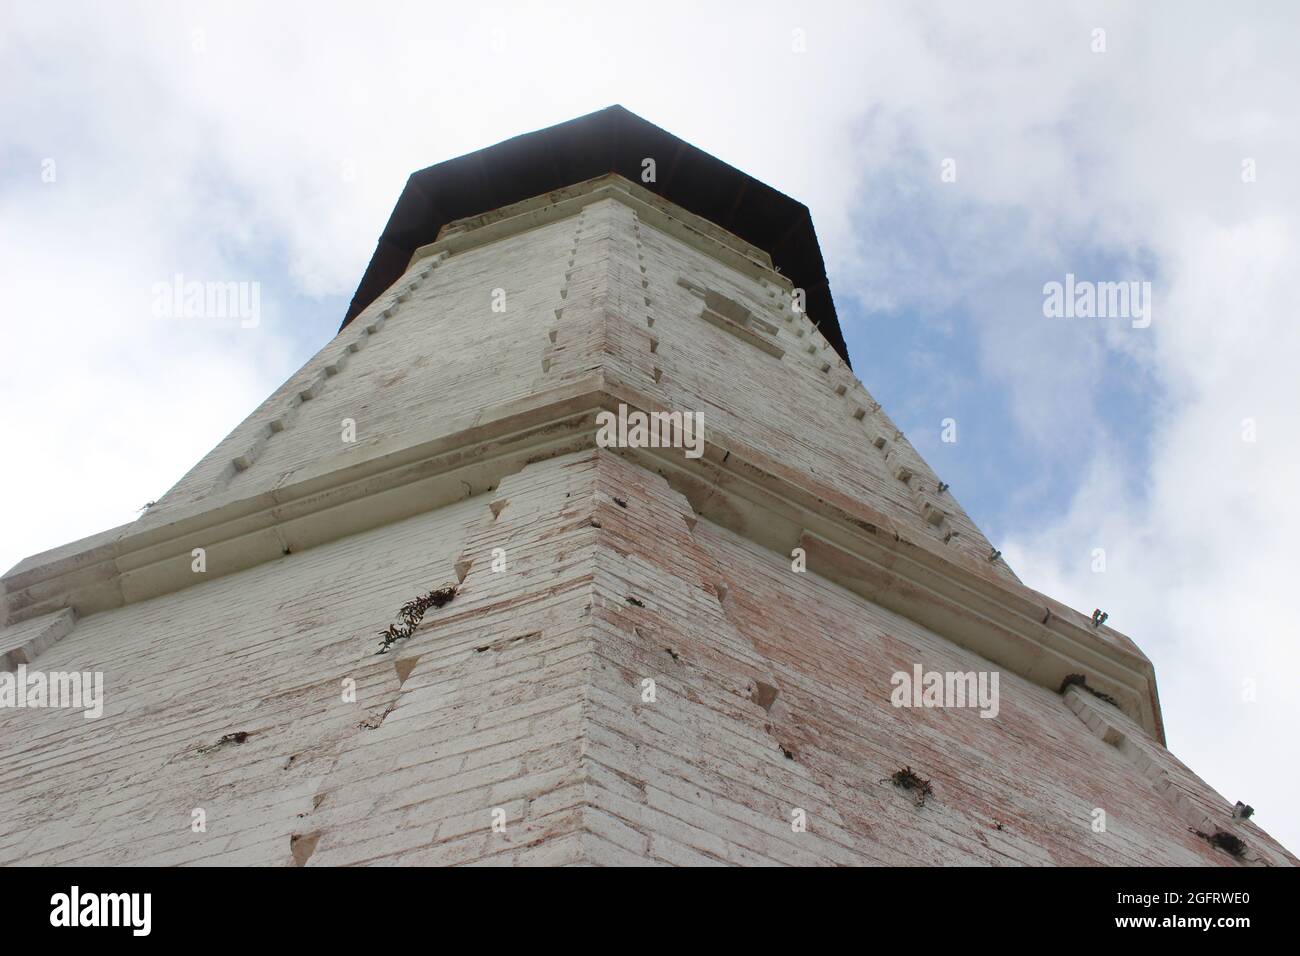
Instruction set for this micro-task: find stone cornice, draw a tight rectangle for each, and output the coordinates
[342,106,853,366]
[0,382,1165,743]
[410,175,798,300]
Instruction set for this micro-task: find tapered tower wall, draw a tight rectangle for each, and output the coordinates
[2,168,1293,867]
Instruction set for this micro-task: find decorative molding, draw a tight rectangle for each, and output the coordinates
[0,607,76,671]
[411,175,794,299]
[676,277,785,359]
[698,305,785,359]
[0,381,1165,743]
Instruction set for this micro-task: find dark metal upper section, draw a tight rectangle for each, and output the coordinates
[341,105,849,367]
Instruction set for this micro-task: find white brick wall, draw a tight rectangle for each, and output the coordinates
[1,179,1291,865]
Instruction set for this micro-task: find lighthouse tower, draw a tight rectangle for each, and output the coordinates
[0,107,1293,866]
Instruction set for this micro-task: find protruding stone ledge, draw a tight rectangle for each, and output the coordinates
[0,608,76,671]
[698,305,785,359]
[0,381,1164,743]
[0,377,604,626]
[410,175,792,299]
[796,529,1158,737]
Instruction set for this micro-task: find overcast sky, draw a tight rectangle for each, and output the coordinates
[3,1,1297,851]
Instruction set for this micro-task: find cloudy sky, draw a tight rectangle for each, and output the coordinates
[3,1,1297,850]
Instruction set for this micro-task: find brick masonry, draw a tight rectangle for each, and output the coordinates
[1,177,1293,866]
